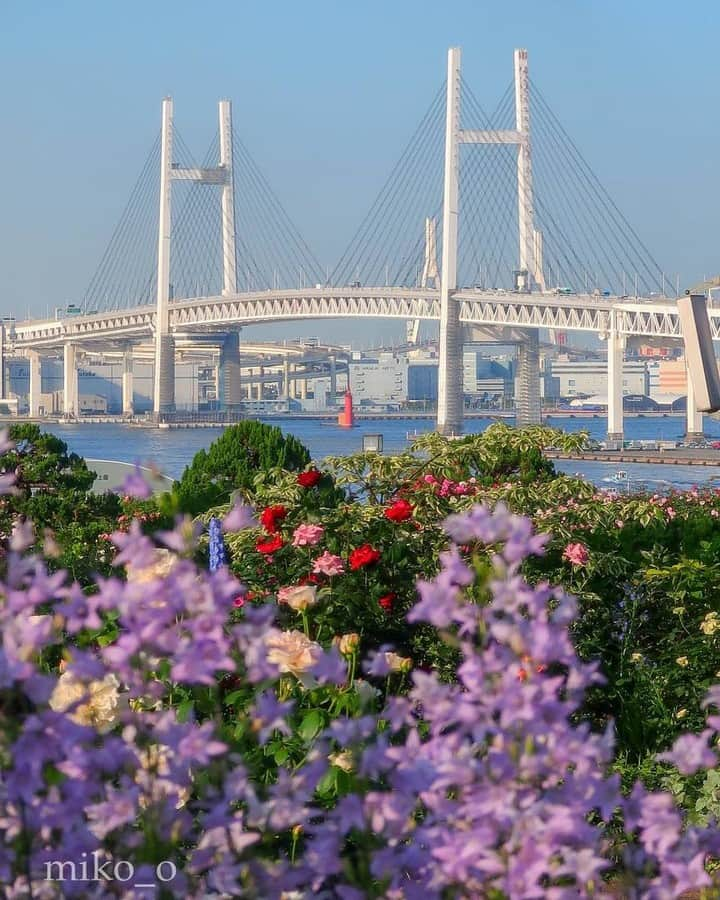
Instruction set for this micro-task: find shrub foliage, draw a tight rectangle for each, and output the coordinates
[173,421,311,515]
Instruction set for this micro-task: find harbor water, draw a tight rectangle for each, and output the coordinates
[41,415,720,490]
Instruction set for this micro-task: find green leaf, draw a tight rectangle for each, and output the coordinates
[223,690,246,706]
[274,747,289,764]
[177,699,194,723]
[298,709,325,742]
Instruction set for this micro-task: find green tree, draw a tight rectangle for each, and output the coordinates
[174,421,311,515]
[0,424,122,581]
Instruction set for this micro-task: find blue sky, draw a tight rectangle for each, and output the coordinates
[1,1,719,345]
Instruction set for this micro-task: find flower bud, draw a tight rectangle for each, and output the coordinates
[384,651,412,673]
[329,749,354,773]
[338,633,360,655]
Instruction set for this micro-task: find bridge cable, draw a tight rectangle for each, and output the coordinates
[530,82,665,294]
[335,89,445,287]
[81,133,161,312]
[331,83,446,286]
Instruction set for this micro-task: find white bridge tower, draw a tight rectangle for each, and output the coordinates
[437,47,544,435]
[153,97,238,416]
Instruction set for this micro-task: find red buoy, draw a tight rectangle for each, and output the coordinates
[338,389,354,428]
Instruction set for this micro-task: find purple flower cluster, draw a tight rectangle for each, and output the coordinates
[207,516,228,572]
[0,443,719,899]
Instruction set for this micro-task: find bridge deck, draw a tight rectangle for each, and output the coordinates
[5,287,700,351]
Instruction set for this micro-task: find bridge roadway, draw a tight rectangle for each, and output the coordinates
[6,287,712,351]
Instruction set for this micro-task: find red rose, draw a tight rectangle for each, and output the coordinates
[384,498,413,522]
[260,505,288,534]
[378,592,396,613]
[256,534,284,554]
[297,469,322,488]
[298,573,320,585]
[349,543,381,570]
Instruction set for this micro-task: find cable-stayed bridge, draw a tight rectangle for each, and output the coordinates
[3,47,704,438]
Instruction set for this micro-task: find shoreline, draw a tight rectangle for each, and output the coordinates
[0,410,693,428]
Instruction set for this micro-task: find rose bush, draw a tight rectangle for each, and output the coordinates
[4,420,720,891]
[190,423,720,797]
[2,432,720,895]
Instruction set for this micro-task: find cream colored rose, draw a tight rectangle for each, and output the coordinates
[266,630,322,677]
[126,549,178,584]
[384,651,412,673]
[329,749,354,773]
[337,633,360,655]
[49,672,122,732]
[701,612,720,636]
[277,585,318,612]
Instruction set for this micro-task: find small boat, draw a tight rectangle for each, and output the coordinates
[603,470,629,485]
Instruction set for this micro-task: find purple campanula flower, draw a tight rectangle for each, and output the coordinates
[310,646,347,685]
[657,730,717,775]
[222,501,256,532]
[208,516,228,572]
[119,464,151,500]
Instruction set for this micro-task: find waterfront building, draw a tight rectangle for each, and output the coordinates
[545,358,648,401]
[6,359,218,414]
[347,352,408,404]
[647,359,687,402]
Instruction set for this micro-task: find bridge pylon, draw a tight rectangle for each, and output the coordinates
[437,47,462,436]
[436,46,544,435]
[153,96,238,416]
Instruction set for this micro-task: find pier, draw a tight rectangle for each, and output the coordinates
[545,448,720,467]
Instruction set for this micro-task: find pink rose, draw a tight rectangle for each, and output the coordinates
[312,551,345,577]
[562,542,589,567]
[292,523,325,548]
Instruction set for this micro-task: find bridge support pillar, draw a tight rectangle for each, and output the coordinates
[685,357,704,439]
[154,334,176,416]
[515,330,541,427]
[122,350,134,416]
[437,47,463,436]
[282,359,290,403]
[328,355,337,406]
[28,351,41,417]
[607,318,625,441]
[300,375,307,401]
[153,97,175,418]
[218,100,237,297]
[220,332,242,409]
[63,344,79,418]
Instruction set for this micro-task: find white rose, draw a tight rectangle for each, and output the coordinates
[277,585,318,612]
[126,549,178,584]
[266,630,322,677]
[49,672,122,732]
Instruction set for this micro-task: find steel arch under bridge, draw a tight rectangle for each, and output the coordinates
[8,287,713,350]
